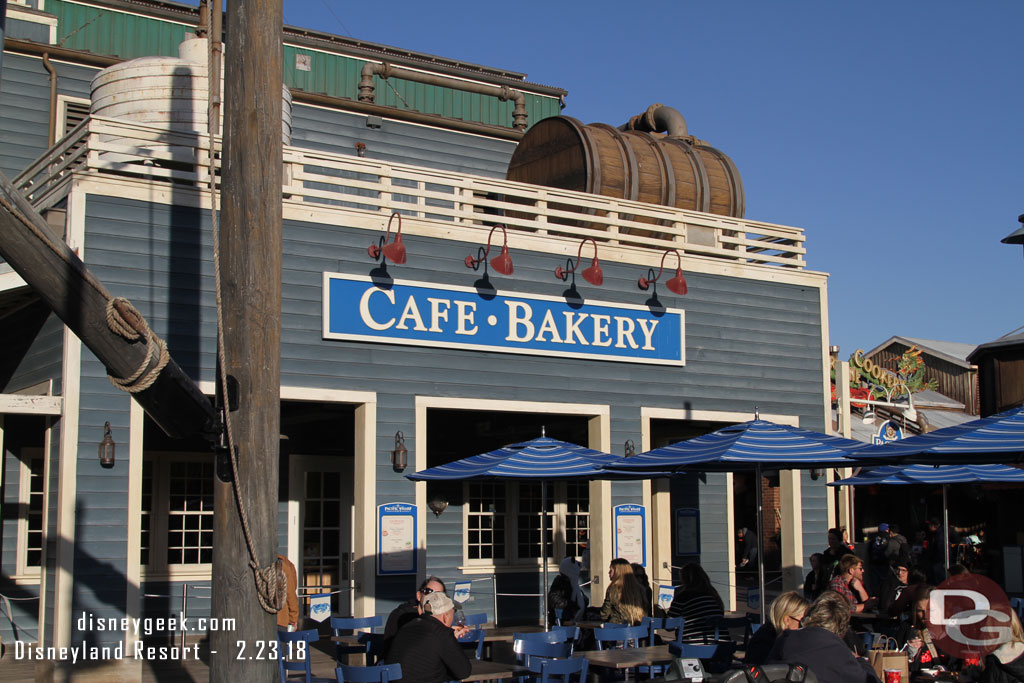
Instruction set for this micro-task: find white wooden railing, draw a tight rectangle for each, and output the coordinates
[14,116,806,269]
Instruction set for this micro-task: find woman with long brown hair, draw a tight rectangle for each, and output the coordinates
[598,557,649,625]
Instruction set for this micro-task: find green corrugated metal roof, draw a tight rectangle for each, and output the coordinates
[46,0,562,129]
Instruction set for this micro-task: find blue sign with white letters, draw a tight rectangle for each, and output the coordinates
[323,273,685,365]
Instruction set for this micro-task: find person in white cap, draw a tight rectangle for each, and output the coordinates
[383,590,472,683]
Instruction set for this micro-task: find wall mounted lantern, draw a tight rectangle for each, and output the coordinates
[427,493,449,517]
[638,248,688,295]
[555,237,603,287]
[624,439,636,458]
[98,421,116,468]
[391,431,408,472]
[368,212,407,265]
[465,224,514,276]
[1000,214,1024,256]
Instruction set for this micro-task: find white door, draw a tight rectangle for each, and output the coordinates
[290,455,354,617]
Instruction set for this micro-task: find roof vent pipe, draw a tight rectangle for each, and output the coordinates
[617,103,688,138]
[358,61,528,130]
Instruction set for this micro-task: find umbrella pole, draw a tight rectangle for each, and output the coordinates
[942,483,950,571]
[756,464,767,622]
[542,480,549,631]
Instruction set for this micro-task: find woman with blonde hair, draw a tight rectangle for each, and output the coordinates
[598,558,649,625]
[981,609,1024,683]
[744,591,810,663]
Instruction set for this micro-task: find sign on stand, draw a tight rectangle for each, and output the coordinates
[378,502,417,575]
[613,504,647,566]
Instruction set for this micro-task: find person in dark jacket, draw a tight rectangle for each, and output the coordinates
[981,610,1024,683]
[667,563,724,643]
[382,576,445,657]
[744,591,809,664]
[383,590,471,683]
[878,563,909,616]
[767,590,880,683]
[548,556,587,625]
[631,562,654,617]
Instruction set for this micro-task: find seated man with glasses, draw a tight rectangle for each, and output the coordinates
[384,591,472,683]
[382,576,446,657]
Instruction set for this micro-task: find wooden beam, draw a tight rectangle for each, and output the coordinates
[0,172,218,439]
[0,393,62,415]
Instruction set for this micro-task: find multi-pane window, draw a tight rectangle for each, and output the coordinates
[141,455,214,574]
[25,456,44,568]
[166,460,214,565]
[465,481,589,566]
[467,482,505,560]
[564,480,590,559]
[516,482,554,560]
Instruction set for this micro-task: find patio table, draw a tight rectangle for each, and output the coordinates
[464,658,530,681]
[580,643,675,670]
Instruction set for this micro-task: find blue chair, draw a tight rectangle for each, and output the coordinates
[528,656,589,683]
[457,627,486,660]
[1011,597,1024,619]
[641,616,665,646]
[512,634,573,669]
[662,616,685,644]
[331,616,384,665]
[463,612,488,627]
[335,663,402,683]
[278,629,322,683]
[553,607,565,625]
[593,623,647,650]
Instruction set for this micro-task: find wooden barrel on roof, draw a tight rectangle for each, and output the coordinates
[505,115,744,238]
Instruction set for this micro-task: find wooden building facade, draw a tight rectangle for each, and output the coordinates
[1,0,835,667]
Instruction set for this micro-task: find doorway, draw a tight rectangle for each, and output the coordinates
[290,454,354,616]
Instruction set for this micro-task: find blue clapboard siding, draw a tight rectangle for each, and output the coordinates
[7,17,52,44]
[70,358,132,647]
[78,192,826,627]
[0,52,97,177]
[800,470,830,575]
[290,104,516,178]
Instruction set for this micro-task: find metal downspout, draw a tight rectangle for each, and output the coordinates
[43,54,57,145]
[617,103,688,138]
[358,61,529,130]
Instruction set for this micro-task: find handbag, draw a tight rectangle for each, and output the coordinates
[868,636,910,682]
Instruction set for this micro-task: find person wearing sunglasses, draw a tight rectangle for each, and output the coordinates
[382,576,446,657]
[744,591,810,664]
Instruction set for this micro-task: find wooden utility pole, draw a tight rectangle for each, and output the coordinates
[208,0,282,679]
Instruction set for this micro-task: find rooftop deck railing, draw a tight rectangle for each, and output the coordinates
[14,116,806,269]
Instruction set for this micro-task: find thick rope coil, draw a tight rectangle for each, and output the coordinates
[252,559,285,614]
[104,297,170,393]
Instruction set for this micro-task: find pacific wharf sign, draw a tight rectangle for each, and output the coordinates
[323,273,685,365]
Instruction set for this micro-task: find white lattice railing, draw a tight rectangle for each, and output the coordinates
[14,116,806,268]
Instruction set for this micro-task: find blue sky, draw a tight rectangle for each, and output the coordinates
[280,0,1023,359]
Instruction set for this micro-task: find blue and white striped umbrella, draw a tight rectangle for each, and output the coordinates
[602,419,867,473]
[828,463,1024,486]
[600,418,866,619]
[852,405,1024,465]
[405,436,623,481]
[406,435,635,629]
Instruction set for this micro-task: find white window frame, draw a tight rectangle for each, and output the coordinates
[15,447,46,580]
[55,95,91,144]
[462,480,589,570]
[140,451,215,581]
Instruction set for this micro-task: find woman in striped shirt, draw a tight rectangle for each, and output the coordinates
[667,563,725,643]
